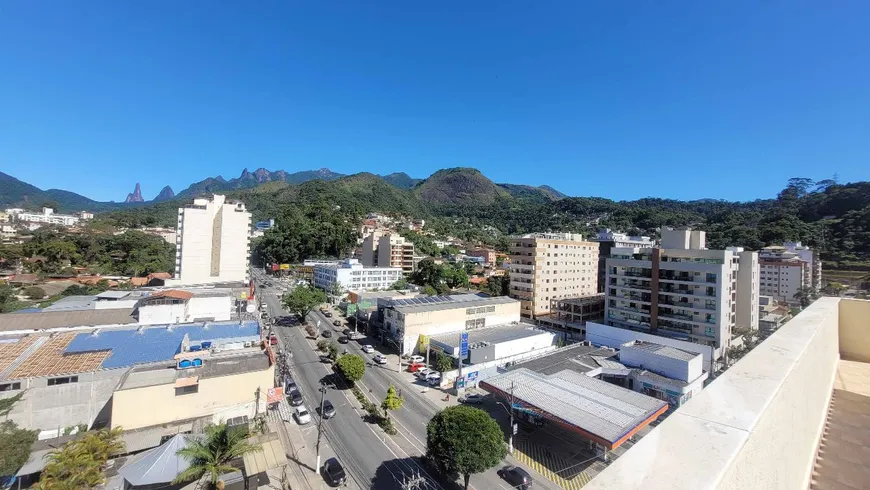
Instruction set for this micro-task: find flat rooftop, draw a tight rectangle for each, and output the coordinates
[512,343,620,376]
[118,349,270,390]
[387,294,518,314]
[0,309,138,333]
[429,322,548,349]
[482,368,667,448]
[624,340,698,361]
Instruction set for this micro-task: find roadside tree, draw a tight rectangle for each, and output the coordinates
[335,353,365,383]
[381,384,404,421]
[283,284,327,319]
[434,351,455,373]
[0,393,37,476]
[427,405,507,490]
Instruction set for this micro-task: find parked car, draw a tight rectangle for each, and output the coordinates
[362,344,375,354]
[322,330,332,338]
[284,377,297,392]
[409,355,425,364]
[373,354,388,365]
[321,457,347,487]
[415,368,432,379]
[288,390,303,407]
[294,405,312,425]
[408,362,426,373]
[338,336,349,344]
[427,376,442,387]
[498,466,533,490]
[269,333,278,345]
[332,320,341,327]
[459,393,485,405]
[321,400,336,419]
[425,372,441,382]
[324,311,333,318]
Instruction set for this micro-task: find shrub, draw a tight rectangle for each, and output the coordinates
[24,286,46,300]
[316,339,329,351]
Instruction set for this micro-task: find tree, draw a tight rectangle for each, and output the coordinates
[335,354,365,383]
[317,339,330,351]
[24,286,46,299]
[389,277,409,290]
[38,427,125,490]
[329,282,344,304]
[0,393,37,476]
[485,275,510,297]
[823,281,846,295]
[793,286,818,308]
[381,384,404,421]
[434,351,455,373]
[427,406,507,490]
[328,342,339,361]
[283,284,327,319]
[423,285,437,296]
[173,424,261,489]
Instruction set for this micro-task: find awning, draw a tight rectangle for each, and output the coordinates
[174,376,199,388]
[16,448,53,476]
[243,433,287,475]
[119,434,191,486]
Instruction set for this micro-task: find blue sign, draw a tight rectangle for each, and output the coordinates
[466,371,478,382]
[460,332,469,358]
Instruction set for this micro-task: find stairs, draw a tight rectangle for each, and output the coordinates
[810,389,870,489]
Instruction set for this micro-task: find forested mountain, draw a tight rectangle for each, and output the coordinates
[0,171,111,212]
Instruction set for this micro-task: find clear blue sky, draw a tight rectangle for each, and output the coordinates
[1,1,868,202]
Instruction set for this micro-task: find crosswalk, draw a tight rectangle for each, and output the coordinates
[512,439,593,490]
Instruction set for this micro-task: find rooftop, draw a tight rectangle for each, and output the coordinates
[511,343,620,376]
[118,349,270,390]
[386,294,518,314]
[0,309,138,333]
[429,322,548,349]
[482,368,667,448]
[622,340,698,361]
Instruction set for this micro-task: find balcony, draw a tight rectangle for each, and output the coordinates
[585,298,870,490]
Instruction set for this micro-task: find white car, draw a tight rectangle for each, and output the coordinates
[373,354,388,365]
[409,355,424,364]
[361,345,375,354]
[427,375,442,387]
[415,368,432,379]
[294,406,312,425]
[425,371,441,381]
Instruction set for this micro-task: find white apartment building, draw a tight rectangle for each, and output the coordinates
[593,229,657,292]
[15,208,81,227]
[361,232,416,273]
[758,243,820,305]
[173,195,251,285]
[313,259,403,293]
[508,232,600,318]
[604,229,759,358]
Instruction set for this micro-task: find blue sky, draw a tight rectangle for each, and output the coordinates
[1,1,868,202]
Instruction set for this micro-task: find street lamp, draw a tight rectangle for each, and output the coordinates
[495,381,516,454]
[383,337,403,373]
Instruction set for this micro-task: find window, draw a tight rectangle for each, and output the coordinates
[0,382,21,392]
[48,376,79,386]
[176,385,199,396]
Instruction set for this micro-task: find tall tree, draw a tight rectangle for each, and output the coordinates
[335,354,366,384]
[282,284,327,319]
[427,406,507,490]
[381,384,404,421]
[173,424,261,489]
[37,427,125,490]
[0,393,37,476]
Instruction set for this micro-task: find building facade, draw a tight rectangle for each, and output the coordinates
[758,243,821,305]
[15,208,82,227]
[508,232,600,318]
[604,229,759,357]
[313,259,403,293]
[174,195,251,285]
[361,232,416,273]
[592,229,656,292]
[466,248,496,267]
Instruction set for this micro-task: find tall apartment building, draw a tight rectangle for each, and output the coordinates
[604,229,758,358]
[758,242,821,305]
[361,232,415,273]
[174,195,251,285]
[592,229,656,292]
[508,232,599,318]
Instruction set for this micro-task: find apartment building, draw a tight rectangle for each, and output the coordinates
[174,195,251,285]
[604,229,759,358]
[361,232,416,273]
[466,248,496,266]
[14,207,82,227]
[313,259,403,293]
[508,232,599,318]
[758,242,822,305]
[592,229,656,292]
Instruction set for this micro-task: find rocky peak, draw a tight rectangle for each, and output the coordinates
[253,168,271,182]
[238,168,253,180]
[125,183,144,203]
[153,185,175,202]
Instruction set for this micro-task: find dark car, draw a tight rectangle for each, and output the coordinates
[321,399,336,419]
[322,330,333,338]
[337,336,349,344]
[288,389,303,407]
[324,311,333,318]
[321,457,347,487]
[498,466,532,490]
[333,320,341,327]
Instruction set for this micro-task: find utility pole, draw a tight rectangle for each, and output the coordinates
[508,381,515,454]
[315,382,327,473]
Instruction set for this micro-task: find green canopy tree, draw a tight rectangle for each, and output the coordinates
[282,284,327,319]
[37,427,125,490]
[335,354,366,383]
[0,393,37,477]
[173,424,261,489]
[381,384,404,421]
[434,351,455,373]
[427,405,507,490]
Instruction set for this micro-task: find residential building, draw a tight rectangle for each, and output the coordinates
[361,232,416,273]
[466,248,496,266]
[140,227,177,245]
[592,229,656,292]
[540,294,605,338]
[16,207,81,227]
[1,224,17,243]
[313,259,403,293]
[604,229,759,358]
[303,259,341,267]
[508,232,600,318]
[134,290,233,325]
[583,298,870,490]
[0,212,9,223]
[758,242,821,305]
[77,211,94,220]
[758,295,792,338]
[376,294,521,354]
[173,195,251,285]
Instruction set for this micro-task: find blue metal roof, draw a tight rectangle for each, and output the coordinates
[64,321,260,369]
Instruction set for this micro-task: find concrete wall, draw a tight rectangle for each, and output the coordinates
[839,298,870,362]
[584,297,842,490]
[587,321,716,366]
[188,296,232,321]
[736,251,759,331]
[138,302,188,325]
[216,203,251,283]
[0,369,126,436]
[111,365,274,430]
[619,344,695,381]
[493,331,557,359]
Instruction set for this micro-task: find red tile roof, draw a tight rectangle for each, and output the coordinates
[148,290,194,301]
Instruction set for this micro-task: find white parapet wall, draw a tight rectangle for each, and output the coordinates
[584,297,844,490]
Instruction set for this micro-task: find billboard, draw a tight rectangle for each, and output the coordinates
[460,332,469,358]
[279,264,290,271]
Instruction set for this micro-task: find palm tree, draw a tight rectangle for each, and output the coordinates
[173,424,261,489]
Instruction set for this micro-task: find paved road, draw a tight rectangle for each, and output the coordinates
[258,277,444,490]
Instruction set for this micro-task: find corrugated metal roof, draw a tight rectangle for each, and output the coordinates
[0,309,137,332]
[483,368,667,444]
[626,341,698,361]
[391,295,517,314]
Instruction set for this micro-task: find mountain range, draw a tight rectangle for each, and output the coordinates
[0,167,563,212]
